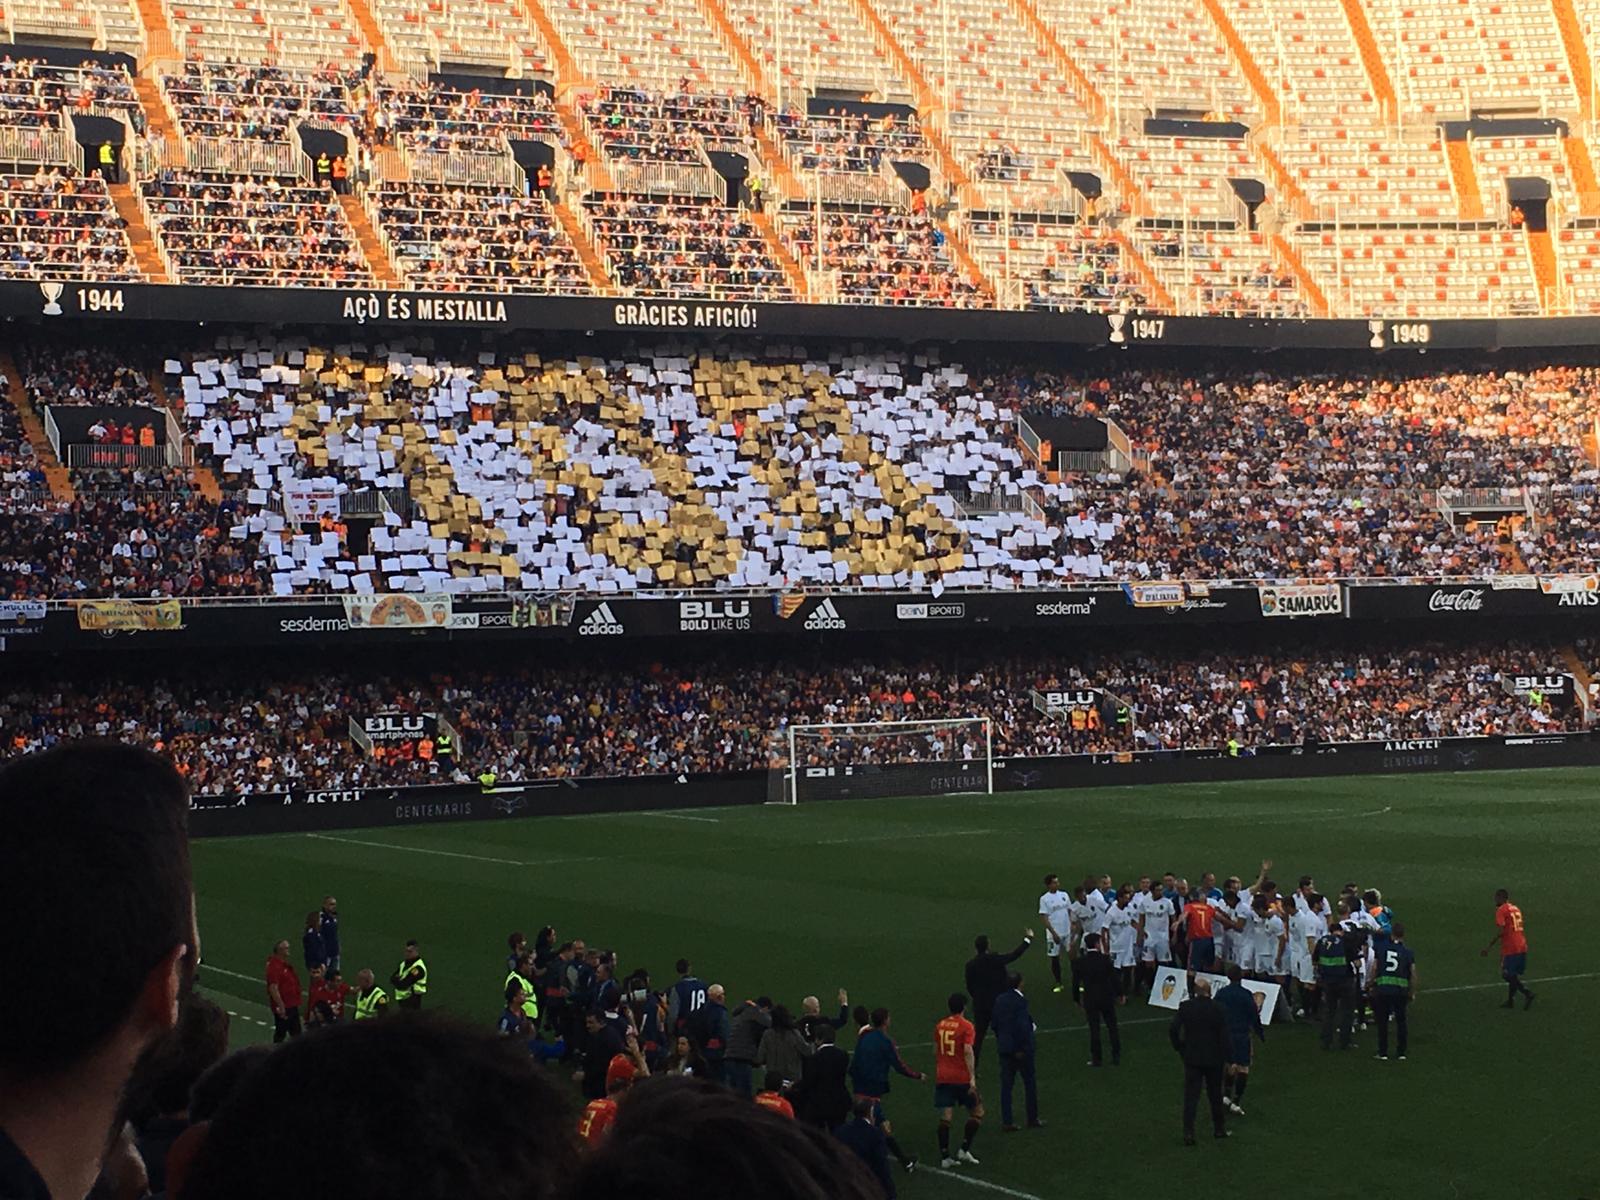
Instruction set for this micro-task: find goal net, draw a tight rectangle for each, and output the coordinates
[767,717,993,805]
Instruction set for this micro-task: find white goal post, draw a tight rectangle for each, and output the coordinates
[768,717,994,805]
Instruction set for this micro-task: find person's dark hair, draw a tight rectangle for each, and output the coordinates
[851,1005,869,1029]
[567,1076,881,1200]
[973,934,989,954]
[123,995,230,1125]
[851,1095,875,1121]
[762,1069,785,1094]
[1392,921,1407,939]
[1225,963,1243,983]
[770,1005,795,1032]
[0,741,192,1074]
[188,1046,275,1124]
[868,1007,889,1029]
[405,939,420,950]
[508,932,525,952]
[1298,875,1313,889]
[676,958,691,975]
[1084,932,1101,949]
[1494,888,1509,903]
[947,993,966,1015]
[1006,971,1023,990]
[814,1024,836,1046]
[181,1016,578,1200]
[559,941,575,955]
[1308,892,1324,909]
[505,979,525,1005]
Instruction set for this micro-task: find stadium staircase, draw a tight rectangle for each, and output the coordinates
[1108,228,1176,310]
[1201,0,1281,125]
[938,218,996,301]
[1446,139,1486,219]
[133,0,179,61]
[1089,133,1152,217]
[342,0,402,74]
[695,0,767,92]
[750,209,810,299]
[337,194,401,288]
[149,371,222,501]
[1549,0,1594,121]
[1337,0,1398,121]
[1564,136,1600,216]
[842,0,977,204]
[549,200,613,292]
[515,0,582,92]
[131,77,181,161]
[1560,647,1597,705]
[0,351,74,501]
[1270,232,1330,315]
[1255,140,1313,219]
[108,182,169,283]
[1525,226,1559,312]
[1004,0,1109,124]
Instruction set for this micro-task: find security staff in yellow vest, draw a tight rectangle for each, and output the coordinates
[353,968,389,1019]
[505,953,540,1023]
[434,731,454,763]
[478,769,497,793]
[98,141,118,183]
[391,940,428,1010]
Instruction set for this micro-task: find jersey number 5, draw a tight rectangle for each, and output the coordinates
[1383,950,1400,973]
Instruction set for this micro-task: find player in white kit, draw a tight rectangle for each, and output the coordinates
[1103,885,1139,998]
[1288,893,1328,1018]
[1038,874,1074,994]
[1136,879,1175,992]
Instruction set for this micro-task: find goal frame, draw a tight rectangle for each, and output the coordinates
[771,716,994,805]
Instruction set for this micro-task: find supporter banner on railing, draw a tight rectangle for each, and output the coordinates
[15,582,1600,652]
[15,280,1600,352]
[342,593,454,629]
[75,599,184,632]
[282,478,343,523]
[1258,583,1343,618]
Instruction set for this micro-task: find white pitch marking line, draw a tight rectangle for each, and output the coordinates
[634,811,723,823]
[813,828,995,846]
[303,832,603,867]
[934,1172,1046,1200]
[198,962,262,985]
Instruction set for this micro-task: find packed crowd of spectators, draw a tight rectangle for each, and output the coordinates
[584,193,792,299]
[0,491,262,599]
[785,211,983,306]
[372,182,591,293]
[5,340,1600,597]
[159,62,359,142]
[0,639,1575,791]
[142,170,373,287]
[372,80,564,154]
[580,87,756,163]
[770,107,931,175]
[0,369,48,498]
[0,169,140,282]
[0,57,144,129]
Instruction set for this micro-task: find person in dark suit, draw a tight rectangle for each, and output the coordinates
[964,929,1033,1062]
[1168,978,1230,1145]
[990,972,1041,1130]
[834,1096,896,1199]
[793,1024,852,1128]
[1077,932,1122,1067]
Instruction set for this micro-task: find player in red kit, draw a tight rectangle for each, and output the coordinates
[933,993,983,1169]
[754,1071,796,1118]
[1482,888,1534,1010]
[578,1054,641,1146]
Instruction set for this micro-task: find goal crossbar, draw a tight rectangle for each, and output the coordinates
[771,716,994,805]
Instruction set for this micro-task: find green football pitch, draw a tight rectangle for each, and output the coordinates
[191,769,1598,1200]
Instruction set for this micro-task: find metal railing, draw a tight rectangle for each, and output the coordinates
[186,137,305,179]
[0,125,72,168]
[401,134,520,188]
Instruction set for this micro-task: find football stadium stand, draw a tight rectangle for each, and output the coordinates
[0,0,1596,313]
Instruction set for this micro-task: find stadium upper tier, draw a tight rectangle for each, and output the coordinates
[3,0,1600,317]
[3,343,1598,597]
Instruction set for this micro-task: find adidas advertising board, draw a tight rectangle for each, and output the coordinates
[804,599,848,630]
[578,602,625,636]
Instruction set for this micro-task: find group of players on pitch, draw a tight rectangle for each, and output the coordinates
[910,867,1536,1166]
